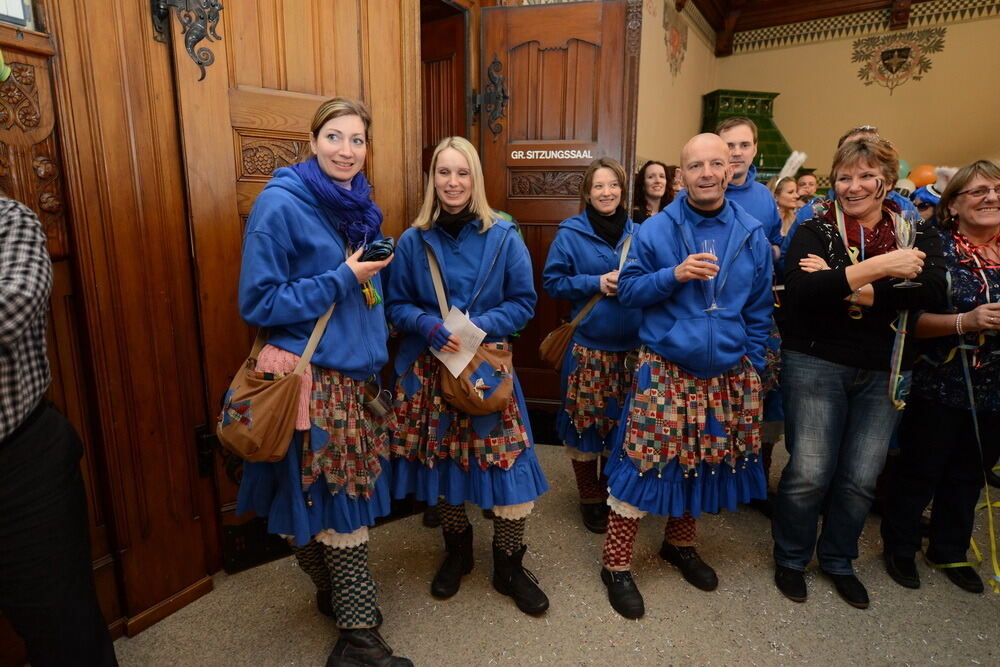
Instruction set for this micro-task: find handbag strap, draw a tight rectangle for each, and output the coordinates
[424,245,450,319]
[568,233,633,327]
[247,303,336,375]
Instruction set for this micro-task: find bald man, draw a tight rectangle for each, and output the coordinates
[598,134,773,619]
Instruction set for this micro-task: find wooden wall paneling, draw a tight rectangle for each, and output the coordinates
[282,0,318,93]
[45,0,214,633]
[0,21,124,661]
[364,0,423,239]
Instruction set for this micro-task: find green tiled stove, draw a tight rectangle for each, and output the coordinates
[701,89,810,184]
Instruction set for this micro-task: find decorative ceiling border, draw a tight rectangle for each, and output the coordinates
[732,0,999,54]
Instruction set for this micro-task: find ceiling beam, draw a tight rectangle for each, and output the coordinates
[890,0,912,30]
[675,0,688,11]
[714,0,745,57]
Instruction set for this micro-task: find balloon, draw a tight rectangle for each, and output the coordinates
[898,158,910,179]
[910,164,936,188]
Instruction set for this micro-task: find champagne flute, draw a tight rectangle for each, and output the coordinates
[701,238,724,311]
[893,211,922,288]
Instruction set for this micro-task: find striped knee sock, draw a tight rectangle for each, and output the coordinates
[664,512,697,546]
[602,511,639,569]
[323,542,379,629]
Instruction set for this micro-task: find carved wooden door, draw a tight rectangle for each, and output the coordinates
[162,1,421,571]
[480,1,639,423]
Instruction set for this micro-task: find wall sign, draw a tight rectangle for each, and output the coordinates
[510,149,594,160]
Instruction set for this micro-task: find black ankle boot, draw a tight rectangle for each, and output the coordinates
[492,543,549,615]
[326,627,412,667]
[431,525,473,598]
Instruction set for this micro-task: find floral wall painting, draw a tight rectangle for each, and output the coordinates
[851,27,946,95]
[663,1,688,76]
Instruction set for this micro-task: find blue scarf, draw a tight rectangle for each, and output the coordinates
[291,157,383,249]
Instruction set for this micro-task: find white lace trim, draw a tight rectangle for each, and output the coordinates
[563,443,600,462]
[492,501,535,520]
[315,526,369,549]
[608,495,647,520]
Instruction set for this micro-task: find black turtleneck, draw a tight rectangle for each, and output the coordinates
[436,205,477,238]
[585,204,627,248]
[684,199,725,218]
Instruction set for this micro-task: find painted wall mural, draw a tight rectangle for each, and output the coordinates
[851,27,946,95]
[662,1,688,77]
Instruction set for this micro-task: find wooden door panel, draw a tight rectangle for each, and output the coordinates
[481,1,631,411]
[170,0,422,569]
[421,11,466,171]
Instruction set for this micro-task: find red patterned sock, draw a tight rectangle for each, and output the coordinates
[602,511,639,569]
[571,458,604,503]
[664,512,696,546]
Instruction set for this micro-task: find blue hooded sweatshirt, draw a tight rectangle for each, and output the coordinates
[725,164,783,246]
[542,212,642,351]
[386,217,536,376]
[238,167,389,380]
[618,194,773,379]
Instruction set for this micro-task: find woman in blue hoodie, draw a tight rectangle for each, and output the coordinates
[235,98,411,667]
[386,136,549,616]
[542,157,641,533]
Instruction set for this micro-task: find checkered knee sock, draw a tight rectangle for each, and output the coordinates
[323,542,379,629]
[664,512,697,546]
[571,458,605,503]
[438,502,471,534]
[602,511,639,570]
[290,539,331,592]
[492,515,526,554]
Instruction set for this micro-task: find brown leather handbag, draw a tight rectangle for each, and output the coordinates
[538,234,632,371]
[216,304,334,462]
[425,245,514,416]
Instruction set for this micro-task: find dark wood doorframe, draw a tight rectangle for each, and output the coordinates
[420,0,471,172]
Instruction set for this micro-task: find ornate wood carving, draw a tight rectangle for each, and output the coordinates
[0,57,69,259]
[626,0,643,56]
[0,62,41,131]
[510,170,583,198]
[238,133,307,180]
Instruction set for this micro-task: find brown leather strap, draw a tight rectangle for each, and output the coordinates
[568,233,632,327]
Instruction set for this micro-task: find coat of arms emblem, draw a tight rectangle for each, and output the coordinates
[852,27,946,95]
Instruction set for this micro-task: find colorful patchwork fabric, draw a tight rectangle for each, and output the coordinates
[623,349,762,473]
[564,344,634,439]
[299,367,395,500]
[391,348,529,471]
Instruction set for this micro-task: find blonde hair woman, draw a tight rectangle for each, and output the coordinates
[385,136,550,615]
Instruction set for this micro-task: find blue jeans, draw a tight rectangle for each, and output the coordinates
[772,350,903,575]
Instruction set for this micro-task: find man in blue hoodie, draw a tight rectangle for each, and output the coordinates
[598,134,773,619]
[717,117,783,248]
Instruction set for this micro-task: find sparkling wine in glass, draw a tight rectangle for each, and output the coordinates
[893,211,922,288]
[701,238,724,311]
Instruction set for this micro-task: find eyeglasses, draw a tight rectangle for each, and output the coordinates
[915,201,934,211]
[957,185,1000,199]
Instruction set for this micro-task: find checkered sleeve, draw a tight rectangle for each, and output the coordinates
[0,197,52,440]
[0,198,51,344]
